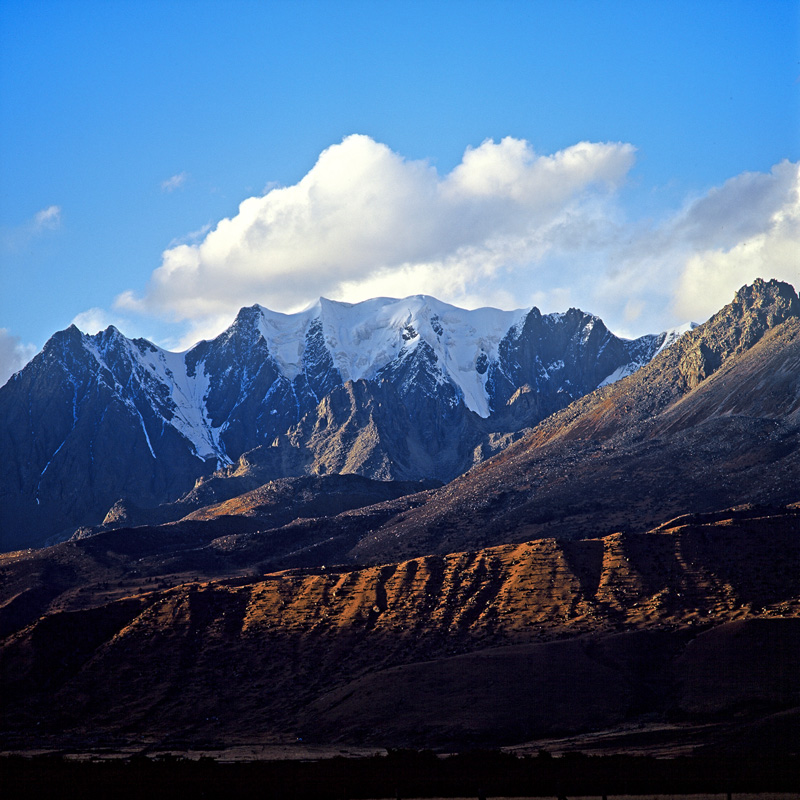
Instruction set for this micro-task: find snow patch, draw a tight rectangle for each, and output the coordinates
[598,362,641,387]
[598,322,696,387]
[83,331,230,463]
[654,321,698,357]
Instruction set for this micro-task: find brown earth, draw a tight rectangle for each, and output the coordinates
[2,505,798,754]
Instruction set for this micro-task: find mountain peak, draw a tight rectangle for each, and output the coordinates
[684,279,800,386]
[230,303,266,330]
[731,277,800,318]
[40,323,85,358]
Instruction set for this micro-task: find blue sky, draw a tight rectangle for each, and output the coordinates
[1,0,798,382]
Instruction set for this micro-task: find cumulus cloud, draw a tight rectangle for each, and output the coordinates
[671,161,800,322]
[118,135,636,329]
[0,329,36,387]
[115,135,799,343]
[523,159,800,335]
[161,172,188,192]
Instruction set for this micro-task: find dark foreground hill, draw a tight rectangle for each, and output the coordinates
[3,750,798,800]
[1,504,798,755]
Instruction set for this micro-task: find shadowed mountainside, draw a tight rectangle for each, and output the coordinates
[75,473,440,538]
[0,296,672,551]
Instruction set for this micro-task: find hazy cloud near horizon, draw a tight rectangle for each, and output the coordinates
[673,161,800,321]
[111,135,799,347]
[0,329,37,387]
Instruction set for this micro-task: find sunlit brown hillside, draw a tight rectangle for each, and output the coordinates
[2,505,798,754]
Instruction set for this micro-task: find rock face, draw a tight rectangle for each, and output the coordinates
[0,296,675,551]
[0,326,212,551]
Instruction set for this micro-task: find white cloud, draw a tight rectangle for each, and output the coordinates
[70,307,130,335]
[114,135,799,344]
[672,161,800,322]
[0,329,37,387]
[518,158,800,335]
[2,205,62,251]
[118,134,636,334]
[33,205,62,230]
[168,222,213,248]
[161,172,188,192]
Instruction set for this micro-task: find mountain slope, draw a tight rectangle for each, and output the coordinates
[346,279,800,563]
[0,296,676,551]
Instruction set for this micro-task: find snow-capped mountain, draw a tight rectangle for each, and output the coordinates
[0,295,687,550]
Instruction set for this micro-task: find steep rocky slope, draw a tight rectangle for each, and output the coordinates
[349,279,800,563]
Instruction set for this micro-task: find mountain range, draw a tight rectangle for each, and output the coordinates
[1,278,798,758]
[0,294,687,551]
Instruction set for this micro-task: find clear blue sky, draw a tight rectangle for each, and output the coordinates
[1,0,798,381]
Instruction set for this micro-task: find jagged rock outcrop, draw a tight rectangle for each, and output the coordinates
[676,278,800,389]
